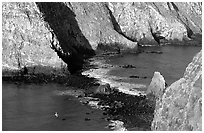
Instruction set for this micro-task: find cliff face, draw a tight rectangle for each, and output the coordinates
[151,50,202,131]
[108,2,202,45]
[2,2,68,75]
[2,2,202,74]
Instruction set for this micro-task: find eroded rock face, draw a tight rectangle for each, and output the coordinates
[68,2,138,51]
[151,50,202,131]
[2,2,202,74]
[108,2,202,45]
[2,2,68,75]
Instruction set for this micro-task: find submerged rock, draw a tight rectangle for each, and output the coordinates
[121,64,136,68]
[151,50,202,131]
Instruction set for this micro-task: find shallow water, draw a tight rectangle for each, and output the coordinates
[2,82,110,131]
[106,45,201,88]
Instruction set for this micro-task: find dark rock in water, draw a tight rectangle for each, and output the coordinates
[121,64,136,68]
[151,50,202,131]
[77,95,83,98]
[92,89,155,130]
[129,75,139,78]
[94,83,112,95]
[85,118,91,121]
[129,75,147,79]
[145,51,163,54]
[22,66,28,75]
[86,112,90,115]
[103,112,107,115]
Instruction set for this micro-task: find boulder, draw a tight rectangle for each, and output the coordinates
[95,83,112,95]
[146,72,166,99]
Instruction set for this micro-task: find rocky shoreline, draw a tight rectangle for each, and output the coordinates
[2,48,202,131]
[2,2,202,131]
[2,54,155,131]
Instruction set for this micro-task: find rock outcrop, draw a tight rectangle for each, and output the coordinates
[108,2,202,45]
[2,2,68,75]
[146,72,166,99]
[151,50,202,131]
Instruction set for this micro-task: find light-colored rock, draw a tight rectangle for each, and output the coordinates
[151,50,202,131]
[2,2,67,75]
[146,72,166,99]
[108,2,202,45]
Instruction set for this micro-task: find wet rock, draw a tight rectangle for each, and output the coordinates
[103,112,107,115]
[129,75,147,79]
[145,51,163,54]
[91,89,154,130]
[121,64,136,68]
[94,83,112,95]
[151,50,202,131]
[85,118,91,121]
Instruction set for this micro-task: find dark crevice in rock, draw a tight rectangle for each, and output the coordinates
[36,2,95,74]
[105,3,137,43]
[170,2,179,12]
[149,26,164,45]
[168,2,194,38]
[105,3,123,35]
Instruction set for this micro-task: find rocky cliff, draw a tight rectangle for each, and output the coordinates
[2,2,202,74]
[2,2,68,75]
[108,2,202,45]
[150,50,202,131]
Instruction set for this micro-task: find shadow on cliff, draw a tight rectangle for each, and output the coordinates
[36,2,95,74]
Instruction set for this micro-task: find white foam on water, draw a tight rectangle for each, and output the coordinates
[82,58,147,96]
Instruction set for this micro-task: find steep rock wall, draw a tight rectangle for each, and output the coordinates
[2,2,68,75]
[68,2,138,51]
[108,2,202,45]
[151,50,202,131]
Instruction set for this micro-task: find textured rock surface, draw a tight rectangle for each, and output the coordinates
[68,2,138,51]
[2,2,67,75]
[2,2,202,74]
[151,50,202,131]
[108,2,202,45]
[146,72,166,99]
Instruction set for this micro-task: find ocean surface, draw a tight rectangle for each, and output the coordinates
[2,83,110,131]
[106,45,201,89]
[2,45,201,131]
